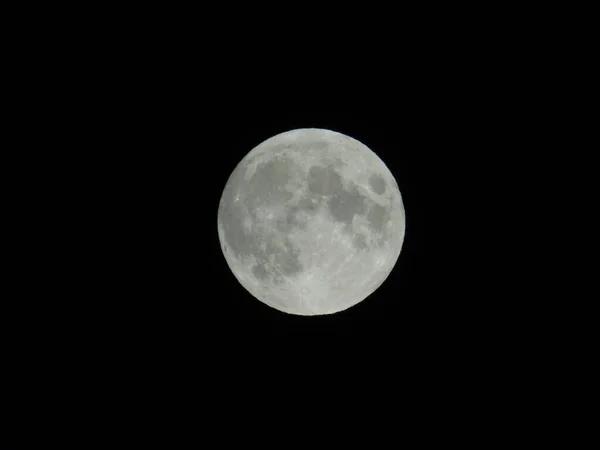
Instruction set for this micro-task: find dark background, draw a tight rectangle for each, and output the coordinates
[2,10,594,442]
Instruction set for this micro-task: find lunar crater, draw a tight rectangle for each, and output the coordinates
[368,173,387,195]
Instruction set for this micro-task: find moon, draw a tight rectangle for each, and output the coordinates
[217,128,406,315]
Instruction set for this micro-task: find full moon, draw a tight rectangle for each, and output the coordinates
[217,128,406,315]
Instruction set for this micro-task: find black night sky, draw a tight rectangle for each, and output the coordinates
[2,11,593,444]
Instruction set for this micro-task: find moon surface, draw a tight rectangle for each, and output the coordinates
[217,128,406,315]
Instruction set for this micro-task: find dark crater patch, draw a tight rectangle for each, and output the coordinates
[368,174,386,195]
[367,203,388,232]
[244,157,295,212]
[219,156,300,269]
[327,184,368,226]
[295,195,322,213]
[252,263,270,280]
[307,165,343,196]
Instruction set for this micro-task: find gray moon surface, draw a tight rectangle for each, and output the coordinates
[217,128,406,316]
